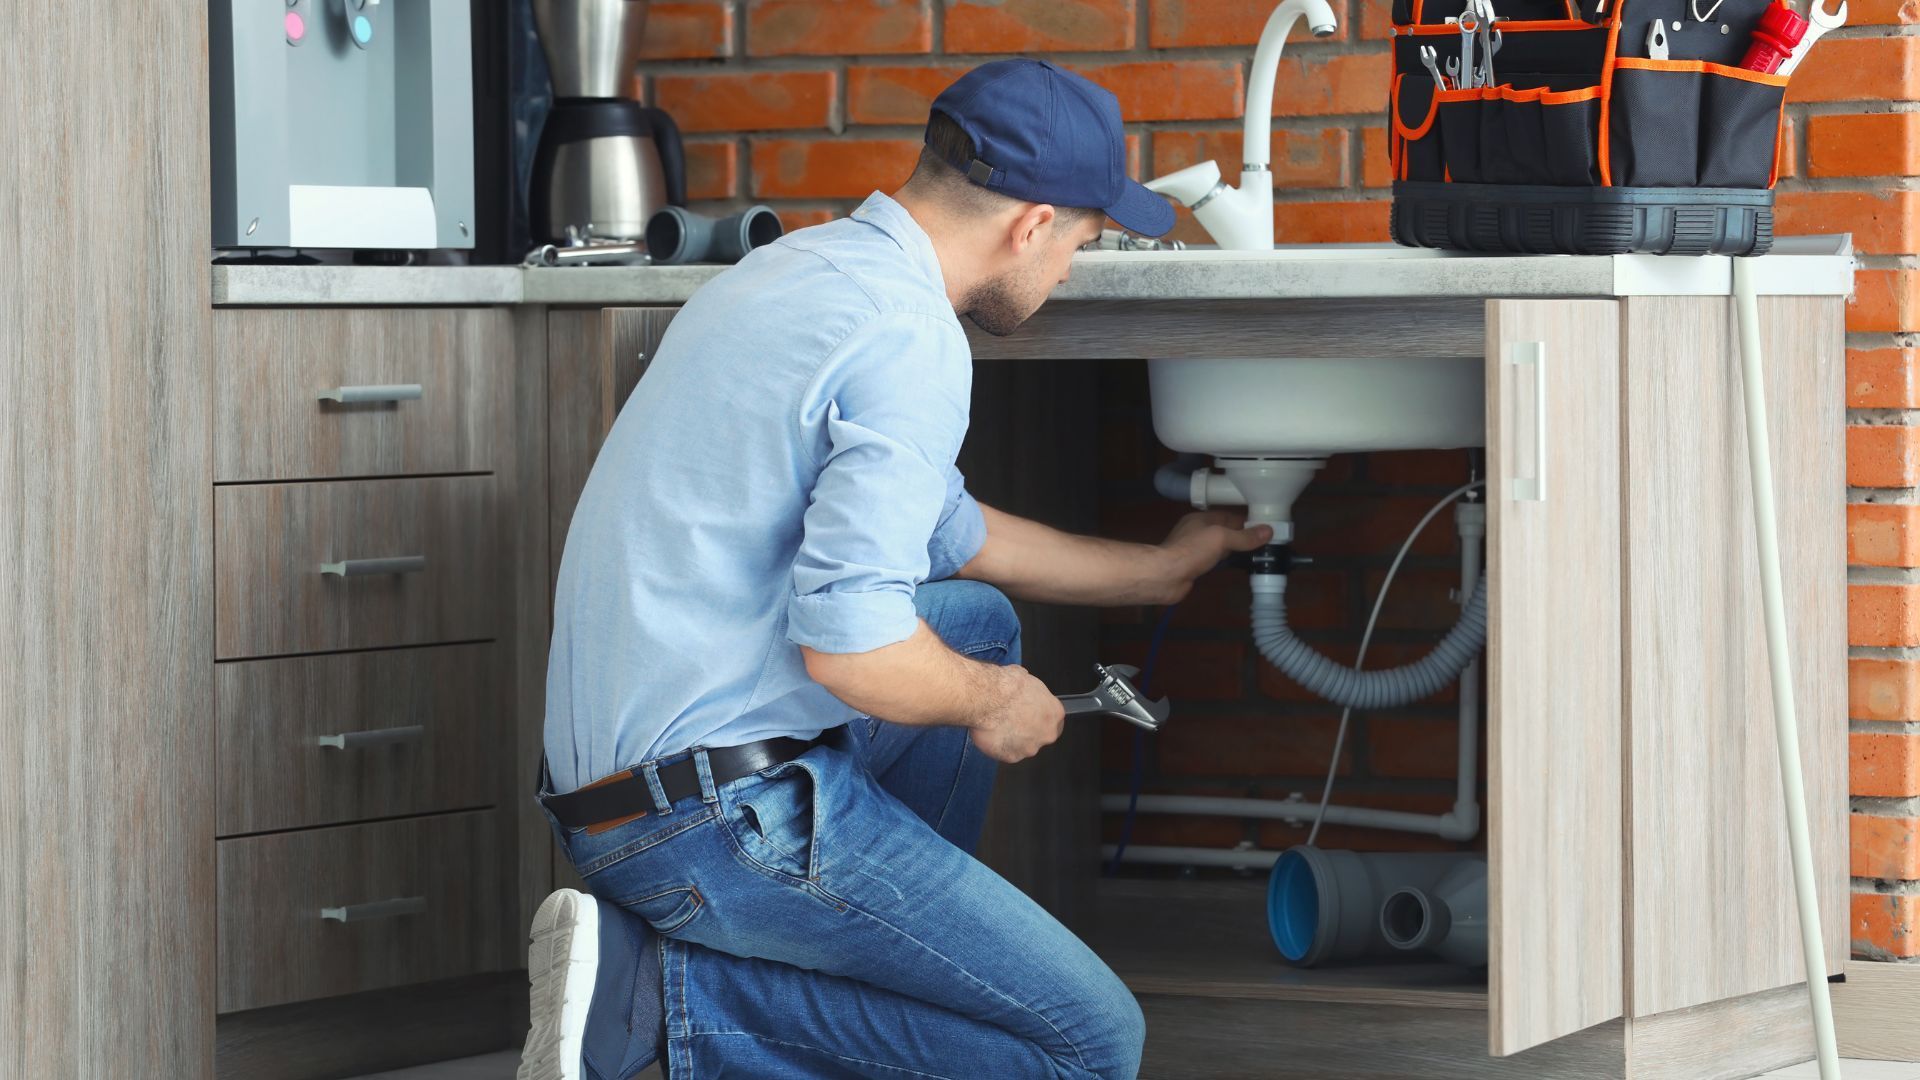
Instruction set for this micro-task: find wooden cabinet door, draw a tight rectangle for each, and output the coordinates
[532,307,679,906]
[1485,300,1625,1056]
[1619,296,1847,1017]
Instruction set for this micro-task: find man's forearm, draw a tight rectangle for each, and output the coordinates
[956,504,1178,606]
[800,622,1010,729]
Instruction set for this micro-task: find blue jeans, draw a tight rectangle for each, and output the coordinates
[542,580,1144,1079]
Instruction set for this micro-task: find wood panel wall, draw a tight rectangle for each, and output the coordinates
[0,0,215,1075]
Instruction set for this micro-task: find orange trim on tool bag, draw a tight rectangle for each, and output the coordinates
[1397,18,1596,32]
[1611,56,1791,85]
[1393,73,1442,141]
[1768,95,1787,186]
[1595,0,1625,184]
[1430,82,1601,104]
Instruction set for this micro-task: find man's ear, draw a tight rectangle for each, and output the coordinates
[1008,203,1056,255]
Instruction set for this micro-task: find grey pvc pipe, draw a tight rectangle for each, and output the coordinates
[644,204,784,265]
[1251,579,1487,710]
[1152,455,1208,503]
[1267,846,1484,967]
[1379,857,1487,967]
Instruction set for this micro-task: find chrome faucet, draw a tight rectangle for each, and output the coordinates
[1145,0,1339,250]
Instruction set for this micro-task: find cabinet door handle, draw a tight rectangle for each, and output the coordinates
[318,384,423,404]
[1509,342,1548,502]
[316,725,424,750]
[319,555,427,577]
[320,896,428,923]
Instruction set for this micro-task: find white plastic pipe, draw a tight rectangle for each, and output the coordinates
[1100,844,1280,870]
[1097,794,1478,841]
[1733,258,1840,1080]
[1453,500,1487,833]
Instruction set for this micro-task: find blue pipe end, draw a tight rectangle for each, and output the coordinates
[1268,848,1319,963]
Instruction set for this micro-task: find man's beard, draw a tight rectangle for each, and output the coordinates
[960,271,1033,338]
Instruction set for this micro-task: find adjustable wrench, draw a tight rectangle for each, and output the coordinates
[1058,664,1170,733]
[1778,0,1846,75]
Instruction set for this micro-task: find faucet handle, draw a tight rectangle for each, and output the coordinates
[1145,160,1224,209]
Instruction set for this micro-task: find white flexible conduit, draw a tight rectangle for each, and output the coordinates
[1251,578,1488,710]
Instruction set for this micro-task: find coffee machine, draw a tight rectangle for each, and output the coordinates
[529,0,684,247]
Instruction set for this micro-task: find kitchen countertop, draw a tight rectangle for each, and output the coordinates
[211,241,1857,307]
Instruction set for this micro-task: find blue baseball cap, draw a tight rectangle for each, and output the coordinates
[928,59,1175,238]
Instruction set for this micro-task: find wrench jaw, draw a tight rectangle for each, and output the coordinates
[1060,663,1172,733]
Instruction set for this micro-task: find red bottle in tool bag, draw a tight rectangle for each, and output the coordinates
[1386,0,1793,255]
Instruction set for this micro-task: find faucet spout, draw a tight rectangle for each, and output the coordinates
[1246,0,1341,173]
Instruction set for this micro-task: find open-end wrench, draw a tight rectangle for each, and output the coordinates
[1420,44,1450,90]
[1778,0,1845,74]
[1058,664,1170,733]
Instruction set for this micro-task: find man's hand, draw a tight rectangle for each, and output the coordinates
[969,665,1067,764]
[1151,511,1274,605]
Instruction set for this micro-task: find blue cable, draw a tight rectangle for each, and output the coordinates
[1105,602,1177,876]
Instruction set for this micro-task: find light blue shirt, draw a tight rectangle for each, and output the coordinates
[544,192,987,793]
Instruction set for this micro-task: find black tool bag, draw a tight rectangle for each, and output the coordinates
[1387,0,1790,255]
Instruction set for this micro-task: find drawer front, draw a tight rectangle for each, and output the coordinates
[217,810,506,1013]
[217,644,500,836]
[215,476,499,659]
[214,307,513,483]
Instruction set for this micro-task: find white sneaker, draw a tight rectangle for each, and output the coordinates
[518,888,600,1080]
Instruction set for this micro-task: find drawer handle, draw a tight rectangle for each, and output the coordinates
[316,725,424,750]
[320,896,428,923]
[320,555,427,577]
[1509,341,1548,503]
[318,384,423,404]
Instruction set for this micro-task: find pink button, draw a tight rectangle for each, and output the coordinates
[285,10,305,41]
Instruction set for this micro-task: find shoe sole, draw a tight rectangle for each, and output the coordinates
[518,889,600,1080]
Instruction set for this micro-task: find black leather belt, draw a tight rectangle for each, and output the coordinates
[541,733,830,829]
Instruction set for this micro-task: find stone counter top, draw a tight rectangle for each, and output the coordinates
[211,240,1856,307]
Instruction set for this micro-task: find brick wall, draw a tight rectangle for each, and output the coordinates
[629,0,1919,958]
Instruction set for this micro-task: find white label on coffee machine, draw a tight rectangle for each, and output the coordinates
[288,185,437,249]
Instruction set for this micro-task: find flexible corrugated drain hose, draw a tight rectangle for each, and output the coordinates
[1250,578,1486,710]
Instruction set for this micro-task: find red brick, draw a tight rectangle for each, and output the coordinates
[1775,191,1920,255]
[1165,563,1261,631]
[1847,0,1920,23]
[1851,584,1920,648]
[1150,0,1350,45]
[748,0,932,56]
[1360,0,1397,37]
[1367,449,1473,487]
[1852,658,1920,722]
[1361,567,1469,632]
[1788,37,1920,103]
[1070,61,1245,123]
[1275,53,1394,117]
[640,2,734,59]
[1853,813,1920,879]
[1108,639,1247,701]
[1807,113,1920,179]
[1362,126,1393,188]
[1852,892,1920,959]
[1103,811,1247,850]
[1852,348,1920,409]
[1854,730,1920,796]
[655,70,838,134]
[946,0,1137,52]
[1850,269,1920,334]
[775,208,842,233]
[684,140,738,201]
[751,139,920,198]
[1273,199,1392,243]
[1850,503,1920,568]
[1849,424,1920,487]
[1154,127,1348,191]
[1368,712,1467,779]
[1157,711,1354,777]
[847,64,970,125]
[1293,492,1462,558]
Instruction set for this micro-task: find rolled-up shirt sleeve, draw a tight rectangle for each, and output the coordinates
[927,465,987,582]
[787,313,973,654]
